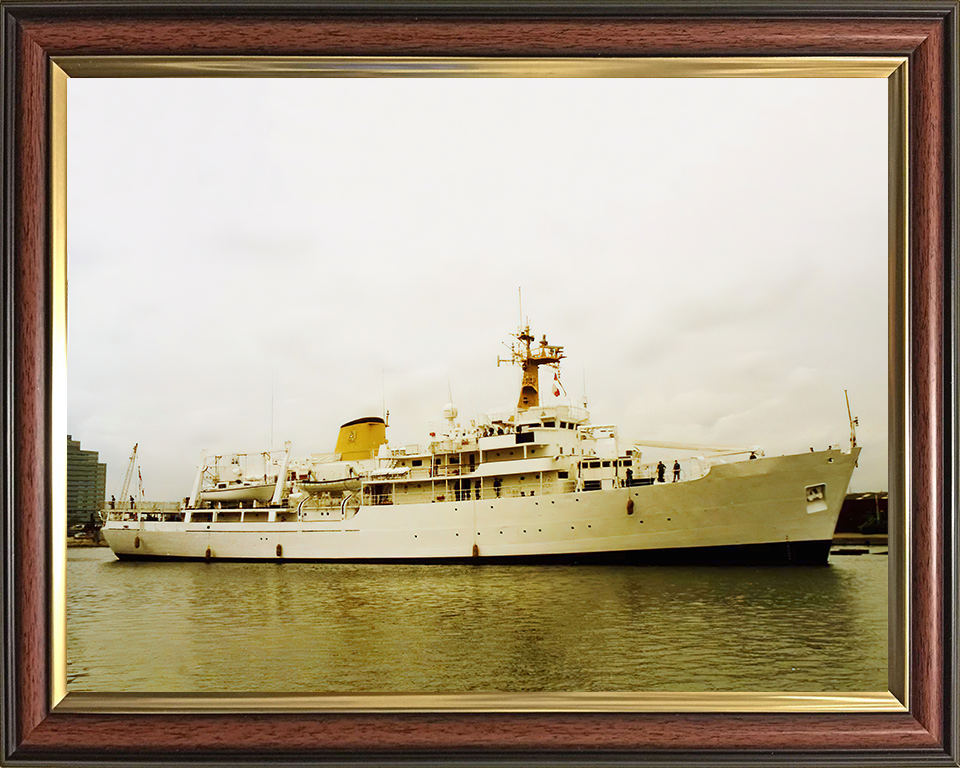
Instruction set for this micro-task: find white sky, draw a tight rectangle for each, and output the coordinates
[66,76,888,500]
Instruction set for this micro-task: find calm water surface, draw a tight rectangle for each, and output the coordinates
[67,547,887,692]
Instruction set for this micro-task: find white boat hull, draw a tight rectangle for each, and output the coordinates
[102,448,859,565]
[198,483,276,504]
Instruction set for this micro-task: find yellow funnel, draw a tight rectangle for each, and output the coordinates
[335,417,387,460]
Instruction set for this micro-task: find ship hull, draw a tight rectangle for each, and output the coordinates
[102,449,858,565]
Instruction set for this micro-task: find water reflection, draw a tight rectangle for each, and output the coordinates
[67,549,887,692]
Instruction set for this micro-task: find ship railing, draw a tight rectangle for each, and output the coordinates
[633,459,711,483]
[102,500,185,522]
[368,465,478,482]
[363,480,576,506]
[410,465,480,479]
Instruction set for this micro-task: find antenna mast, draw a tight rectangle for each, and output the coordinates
[498,325,564,410]
[844,389,858,449]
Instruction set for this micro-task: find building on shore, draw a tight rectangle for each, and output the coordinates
[836,491,888,534]
[67,435,106,530]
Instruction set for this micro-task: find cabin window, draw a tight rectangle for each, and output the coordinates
[543,420,555,428]
[621,459,632,467]
[412,459,422,466]
[602,461,611,468]
[449,456,459,464]
[559,422,567,429]
[558,471,569,478]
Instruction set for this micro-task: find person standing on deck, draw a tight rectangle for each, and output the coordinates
[673,461,681,482]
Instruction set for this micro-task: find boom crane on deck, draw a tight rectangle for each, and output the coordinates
[118,443,138,505]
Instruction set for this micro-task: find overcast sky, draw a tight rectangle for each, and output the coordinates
[66,76,888,500]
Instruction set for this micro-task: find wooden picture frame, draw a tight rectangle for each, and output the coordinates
[2,2,957,765]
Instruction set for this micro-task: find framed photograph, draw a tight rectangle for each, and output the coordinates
[2,2,957,766]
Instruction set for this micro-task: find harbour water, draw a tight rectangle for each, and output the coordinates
[67,547,887,693]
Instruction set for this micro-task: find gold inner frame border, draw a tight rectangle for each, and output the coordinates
[49,55,909,716]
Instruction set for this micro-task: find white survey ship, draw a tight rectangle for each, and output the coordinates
[102,327,860,565]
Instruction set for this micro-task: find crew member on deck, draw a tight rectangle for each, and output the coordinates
[657,461,666,483]
[673,461,681,482]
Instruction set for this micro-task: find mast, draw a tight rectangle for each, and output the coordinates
[498,325,565,410]
[845,389,858,449]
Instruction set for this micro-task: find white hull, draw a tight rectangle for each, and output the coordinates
[103,448,858,564]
